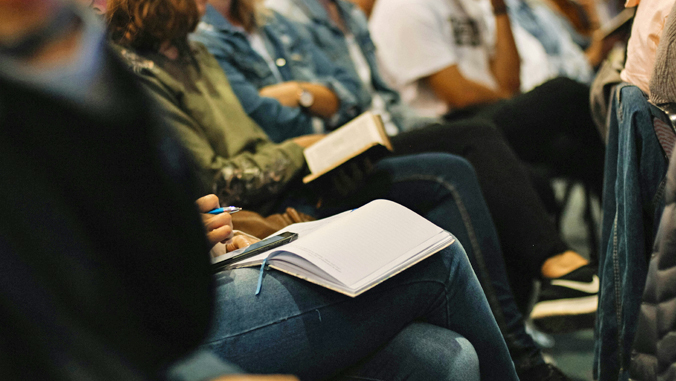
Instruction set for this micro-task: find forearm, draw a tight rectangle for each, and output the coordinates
[427,65,509,109]
[298,82,339,119]
[584,31,604,68]
[490,11,521,95]
[210,140,306,207]
[258,81,339,119]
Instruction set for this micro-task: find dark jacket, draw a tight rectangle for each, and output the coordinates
[631,137,676,380]
[0,47,215,380]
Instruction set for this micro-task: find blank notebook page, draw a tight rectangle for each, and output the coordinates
[278,199,444,287]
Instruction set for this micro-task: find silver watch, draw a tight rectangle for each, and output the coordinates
[299,88,315,108]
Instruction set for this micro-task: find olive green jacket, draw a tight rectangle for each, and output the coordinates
[116,43,306,209]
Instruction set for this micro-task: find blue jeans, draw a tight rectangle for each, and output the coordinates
[315,153,543,373]
[204,154,522,380]
[595,84,669,380]
[204,241,514,381]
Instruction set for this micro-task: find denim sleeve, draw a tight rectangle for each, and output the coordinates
[288,20,363,129]
[194,36,315,143]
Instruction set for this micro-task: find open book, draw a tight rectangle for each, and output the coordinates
[213,200,455,297]
[303,112,393,183]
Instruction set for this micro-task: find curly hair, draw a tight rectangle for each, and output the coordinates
[106,0,199,52]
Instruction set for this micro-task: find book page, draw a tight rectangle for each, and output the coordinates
[223,212,352,268]
[304,112,385,175]
[275,200,445,287]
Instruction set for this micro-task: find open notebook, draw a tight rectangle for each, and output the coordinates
[213,200,455,297]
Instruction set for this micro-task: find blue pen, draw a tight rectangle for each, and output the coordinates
[207,206,242,215]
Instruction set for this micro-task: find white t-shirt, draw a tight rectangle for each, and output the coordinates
[369,0,497,117]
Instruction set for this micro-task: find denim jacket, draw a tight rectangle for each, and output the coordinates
[267,0,437,132]
[192,5,361,143]
[505,0,593,85]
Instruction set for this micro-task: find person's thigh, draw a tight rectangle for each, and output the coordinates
[480,77,605,191]
[391,121,566,275]
[318,154,500,261]
[203,241,517,381]
[334,323,480,381]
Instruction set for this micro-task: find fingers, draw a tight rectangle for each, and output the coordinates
[203,212,233,247]
[225,234,260,252]
[195,194,220,213]
[206,224,233,247]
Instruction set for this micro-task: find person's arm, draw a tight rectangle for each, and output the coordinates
[489,0,521,95]
[195,194,265,252]
[192,34,317,142]
[258,80,339,118]
[289,16,363,128]
[370,1,509,109]
[137,75,307,206]
[426,65,511,109]
[195,194,234,247]
[260,15,363,129]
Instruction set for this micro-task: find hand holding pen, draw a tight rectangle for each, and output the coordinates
[207,206,242,215]
[195,195,237,247]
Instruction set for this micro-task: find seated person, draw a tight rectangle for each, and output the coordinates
[503,0,599,85]
[630,7,676,373]
[368,0,606,198]
[263,0,596,306]
[195,0,363,142]
[104,0,536,379]
[0,1,243,379]
[594,0,676,379]
[194,0,595,365]
[0,1,505,380]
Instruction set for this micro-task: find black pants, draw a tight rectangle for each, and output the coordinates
[447,77,605,195]
[391,120,568,282]
[391,77,604,306]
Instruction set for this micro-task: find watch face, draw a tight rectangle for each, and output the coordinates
[299,90,314,108]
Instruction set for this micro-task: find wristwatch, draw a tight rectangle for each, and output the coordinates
[298,87,315,109]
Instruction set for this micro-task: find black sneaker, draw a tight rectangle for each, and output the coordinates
[531,264,598,333]
[518,363,572,381]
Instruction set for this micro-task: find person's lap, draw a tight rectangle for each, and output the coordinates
[275,153,533,371]
[445,77,605,193]
[334,322,480,381]
[203,240,516,381]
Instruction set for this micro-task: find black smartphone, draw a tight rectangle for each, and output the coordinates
[212,231,298,272]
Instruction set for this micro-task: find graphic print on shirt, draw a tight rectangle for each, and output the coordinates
[449,17,481,47]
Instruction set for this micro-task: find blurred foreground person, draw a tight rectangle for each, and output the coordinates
[0,0,288,379]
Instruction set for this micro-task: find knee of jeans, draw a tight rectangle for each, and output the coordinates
[421,153,477,180]
[393,323,480,381]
